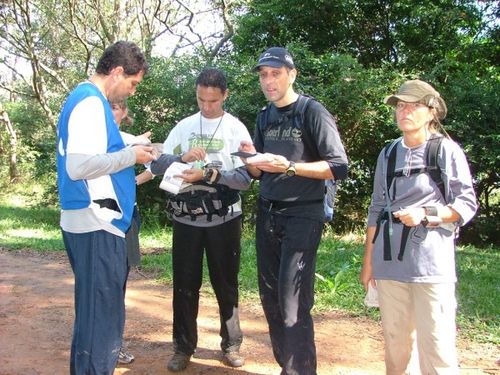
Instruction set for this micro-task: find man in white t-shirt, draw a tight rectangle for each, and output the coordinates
[151,68,252,372]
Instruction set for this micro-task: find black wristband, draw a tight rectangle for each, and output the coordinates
[203,168,221,184]
[203,168,213,183]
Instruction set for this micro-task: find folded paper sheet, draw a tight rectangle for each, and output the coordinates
[159,162,192,195]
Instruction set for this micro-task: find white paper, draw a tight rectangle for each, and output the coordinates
[159,162,191,195]
[364,283,379,308]
[246,153,274,164]
[120,131,151,146]
[131,134,151,145]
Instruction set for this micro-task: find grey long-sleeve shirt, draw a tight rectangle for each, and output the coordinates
[367,137,477,283]
[150,155,251,192]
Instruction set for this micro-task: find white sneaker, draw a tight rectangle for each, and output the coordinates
[118,347,135,364]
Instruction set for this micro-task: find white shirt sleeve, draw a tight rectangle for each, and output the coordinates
[163,123,182,154]
[67,97,107,155]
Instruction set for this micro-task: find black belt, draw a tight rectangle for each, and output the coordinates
[373,211,411,262]
[93,198,120,213]
[259,197,322,210]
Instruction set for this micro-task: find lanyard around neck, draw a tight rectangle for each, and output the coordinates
[199,112,225,152]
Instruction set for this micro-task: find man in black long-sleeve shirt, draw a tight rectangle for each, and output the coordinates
[240,47,348,375]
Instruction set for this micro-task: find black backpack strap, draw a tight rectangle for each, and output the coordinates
[383,221,392,261]
[425,135,445,200]
[379,211,411,262]
[397,225,412,261]
[293,95,324,163]
[385,139,401,201]
[379,138,400,261]
[257,104,271,132]
[292,94,313,129]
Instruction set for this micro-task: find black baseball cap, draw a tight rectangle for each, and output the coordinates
[254,47,295,70]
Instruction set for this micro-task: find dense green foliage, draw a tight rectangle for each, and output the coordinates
[232,0,488,68]
[230,0,499,242]
[1,187,498,344]
[0,1,498,244]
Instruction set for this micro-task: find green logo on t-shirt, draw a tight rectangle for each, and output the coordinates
[189,135,224,153]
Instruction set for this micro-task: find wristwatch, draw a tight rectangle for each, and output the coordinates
[422,206,441,227]
[423,206,438,216]
[285,161,296,177]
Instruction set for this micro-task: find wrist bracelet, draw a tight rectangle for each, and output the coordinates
[203,168,220,184]
[203,168,213,183]
[211,169,221,184]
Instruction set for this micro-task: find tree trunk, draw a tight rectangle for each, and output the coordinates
[0,109,20,183]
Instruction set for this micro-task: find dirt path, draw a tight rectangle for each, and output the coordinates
[0,248,498,375]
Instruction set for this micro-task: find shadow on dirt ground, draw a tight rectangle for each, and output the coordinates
[0,249,498,375]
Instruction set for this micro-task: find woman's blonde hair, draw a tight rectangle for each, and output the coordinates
[110,99,134,126]
[429,107,450,138]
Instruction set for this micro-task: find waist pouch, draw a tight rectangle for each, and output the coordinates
[167,183,239,222]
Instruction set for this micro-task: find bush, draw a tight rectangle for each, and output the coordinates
[2,45,497,246]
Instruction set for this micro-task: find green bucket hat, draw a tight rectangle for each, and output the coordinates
[384,79,447,119]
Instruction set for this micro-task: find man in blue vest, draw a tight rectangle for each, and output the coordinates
[56,41,154,375]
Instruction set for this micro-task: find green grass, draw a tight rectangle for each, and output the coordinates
[455,244,500,343]
[314,233,374,315]
[0,184,65,251]
[1,184,498,345]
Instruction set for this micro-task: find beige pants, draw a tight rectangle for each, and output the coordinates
[377,280,459,375]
